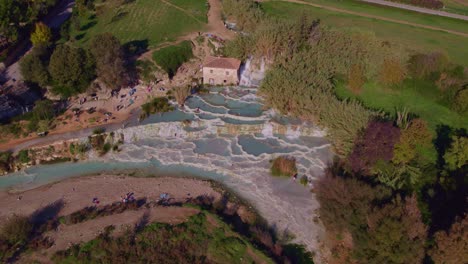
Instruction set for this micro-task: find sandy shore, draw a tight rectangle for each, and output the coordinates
[0,175,221,222]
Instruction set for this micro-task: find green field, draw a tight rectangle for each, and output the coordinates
[262,1,468,66]
[71,0,207,48]
[443,0,468,15]
[335,81,468,130]
[300,0,468,34]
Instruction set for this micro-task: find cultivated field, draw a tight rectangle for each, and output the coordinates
[71,0,207,48]
[262,1,468,65]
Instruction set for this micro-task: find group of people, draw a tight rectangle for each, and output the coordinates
[122,192,135,203]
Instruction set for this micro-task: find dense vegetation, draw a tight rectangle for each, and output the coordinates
[261,0,468,66]
[152,41,193,78]
[224,1,468,262]
[0,0,59,60]
[20,31,127,97]
[54,212,274,263]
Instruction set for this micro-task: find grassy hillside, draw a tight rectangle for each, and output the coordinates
[71,0,207,48]
[262,1,468,66]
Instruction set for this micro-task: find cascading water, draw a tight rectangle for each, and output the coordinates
[239,57,266,87]
[0,86,333,254]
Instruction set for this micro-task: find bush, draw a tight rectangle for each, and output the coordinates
[0,215,32,245]
[17,149,30,164]
[270,156,297,177]
[152,41,193,78]
[299,176,308,186]
[92,127,105,135]
[140,97,174,119]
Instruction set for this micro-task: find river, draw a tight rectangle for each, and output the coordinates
[0,86,333,254]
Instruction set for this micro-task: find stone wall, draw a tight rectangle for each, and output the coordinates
[203,67,239,85]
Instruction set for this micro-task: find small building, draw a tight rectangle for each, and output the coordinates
[203,56,241,85]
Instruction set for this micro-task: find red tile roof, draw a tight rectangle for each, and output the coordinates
[203,56,241,70]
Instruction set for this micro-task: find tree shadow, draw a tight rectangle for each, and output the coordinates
[124,39,149,57]
[7,199,64,262]
[75,33,86,41]
[134,210,150,233]
[80,20,97,31]
[30,199,65,229]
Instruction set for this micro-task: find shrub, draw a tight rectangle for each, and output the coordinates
[270,156,297,177]
[92,127,105,135]
[393,119,434,165]
[17,149,30,164]
[408,52,448,80]
[452,89,468,114]
[140,97,174,119]
[152,41,193,78]
[0,215,32,245]
[347,64,365,94]
[299,176,308,186]
[378,56,406,86]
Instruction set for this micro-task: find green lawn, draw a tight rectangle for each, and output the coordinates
[443,0,468,15]
[335,81,468,130]
[299,0,468,34]
[262,1,468,66]
[71,0,207,48]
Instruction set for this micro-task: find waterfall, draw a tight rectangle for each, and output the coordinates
[239,57,266,87]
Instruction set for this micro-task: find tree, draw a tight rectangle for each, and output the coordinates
[347,64,366,94]
[393,119,433,164]
[20,46,50,87]
[429,214,468,264]
[354,195,427,264]
[32,99,55,121]
[48,44,95,96]
[315,168,391,233]
[90,33,127,89]
[443,136,468,170]
[453,89,468,114]
[30,22,52,46]
[347,121,400,174]
[379,57,406,86]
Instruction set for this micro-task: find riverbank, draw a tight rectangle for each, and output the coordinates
[0,174,221,222]
[0,173,298,263]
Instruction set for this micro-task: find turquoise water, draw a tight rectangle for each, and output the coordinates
[0,86,332,251]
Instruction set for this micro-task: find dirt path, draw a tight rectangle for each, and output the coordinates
[274,0,468,37]
[359,0,468,21]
